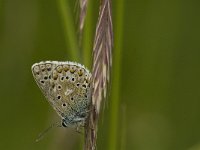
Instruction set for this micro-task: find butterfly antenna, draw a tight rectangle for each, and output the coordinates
[35,121,61,142]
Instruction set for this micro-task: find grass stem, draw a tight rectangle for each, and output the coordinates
[108,0,124,149]
[57,0,80,61]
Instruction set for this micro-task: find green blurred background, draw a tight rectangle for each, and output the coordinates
[1,0,200,150]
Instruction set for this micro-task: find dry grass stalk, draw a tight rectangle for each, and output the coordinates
[79,0,88,38]
[84,0,113,149]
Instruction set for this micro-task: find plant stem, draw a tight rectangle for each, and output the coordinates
[108,0,124,149]
[82,0,93,68]
[57,0,80,61]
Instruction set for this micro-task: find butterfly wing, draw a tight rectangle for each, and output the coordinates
[31,61,91,121]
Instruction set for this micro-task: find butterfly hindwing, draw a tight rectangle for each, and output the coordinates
[32,61,91,126]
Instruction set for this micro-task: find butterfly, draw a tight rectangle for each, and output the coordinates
[31,61,91,129]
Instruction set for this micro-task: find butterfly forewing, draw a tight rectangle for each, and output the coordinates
[31,61,91,125]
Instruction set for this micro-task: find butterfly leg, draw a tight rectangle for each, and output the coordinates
[75,124,84,134]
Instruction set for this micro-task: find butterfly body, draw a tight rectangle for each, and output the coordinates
[32,61,91,128]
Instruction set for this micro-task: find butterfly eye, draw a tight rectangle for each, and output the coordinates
[62,120,67,127]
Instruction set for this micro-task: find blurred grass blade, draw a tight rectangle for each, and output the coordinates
[79,0,88,38]
[75,0,88,47]
[84,0,113,149]
[108,0,124,149]
[57,0,80,61]
[82,0,94,68]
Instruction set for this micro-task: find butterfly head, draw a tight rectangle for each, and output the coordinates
[61,119,68,127]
